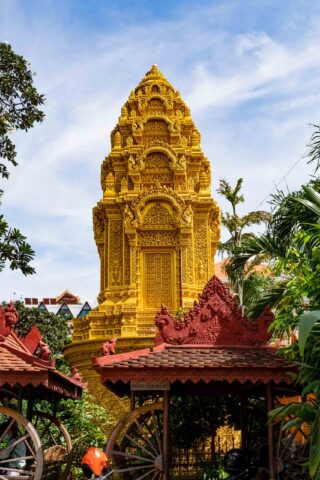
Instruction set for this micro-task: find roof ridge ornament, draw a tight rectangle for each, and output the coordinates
[154,276,274,347]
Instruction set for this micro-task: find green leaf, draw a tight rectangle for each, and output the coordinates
[269,402,302,422]
[302,381,320,397]
[310,407,320,479]
[281,417,302,430]
[299,311,320,356]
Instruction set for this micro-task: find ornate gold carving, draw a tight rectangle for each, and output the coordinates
[187,239,194,284]
[126,136,133,147]
[121,106,128,118]
[128,155,139,172]
[194,219,208,275]
[191,129,200,147]
[196,259,206,285]
[121,176,128,193]
[144,153,170,171]
[147,97,165,115]
[93,204,105,242]
[123,204,136,229]
[188,176,195,192]
[109,220,123,286]
[131,246,137,284]
[144,120,169,139]
[113,131,121,149]
[209,203,221,247]
[181,248,187,283]
[124,234,130,285]
[131,185,185,228]
[181,204,193,226]
[142,202,175,229]
[132,120,143,134]
[144,252,173,309]
[105,172,115,196]
[141,173,173,185]
[138,230,178,246]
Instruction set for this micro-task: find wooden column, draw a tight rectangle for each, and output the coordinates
[266,382,275,480]
[240,393,247,450]
[26,395,34,421]
[130,391,135,411]
[163,390,170,480]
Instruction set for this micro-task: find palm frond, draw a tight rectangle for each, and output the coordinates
[307,123,320,173]
[240,210,271,228]
[247,281,288,319]
[228,234,287,274]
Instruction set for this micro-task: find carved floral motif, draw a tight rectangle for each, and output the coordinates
[138,231,178,246]
[142,202,176,229]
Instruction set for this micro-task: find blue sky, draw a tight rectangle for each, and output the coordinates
[1,0,320,301]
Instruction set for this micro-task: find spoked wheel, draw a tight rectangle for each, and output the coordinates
[32,412,72,480]
[275,421,310,480]
[106,402,164,480]
[0,406,43,480]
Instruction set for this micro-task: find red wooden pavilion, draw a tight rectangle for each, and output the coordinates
[93,276,298,480]
[0,303,84,479]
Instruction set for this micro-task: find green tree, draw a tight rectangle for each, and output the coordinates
[217,178,271,312]
[13,301,71,371]
[0,42,45,188]
[0,42,45,274]
[0,216,35,274]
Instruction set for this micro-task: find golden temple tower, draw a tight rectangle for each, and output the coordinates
[65,65,220,402]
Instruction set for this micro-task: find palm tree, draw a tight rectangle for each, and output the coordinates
[217,178,271,311]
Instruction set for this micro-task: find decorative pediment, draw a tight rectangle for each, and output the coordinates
[131,185,185,227]
[154,276,274,347]
[142,202,176,229]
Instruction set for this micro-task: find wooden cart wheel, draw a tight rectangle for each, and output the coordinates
[275,421,310,480]
[32,412,72,480]
[106,402,164,480]
[0,406,43,480]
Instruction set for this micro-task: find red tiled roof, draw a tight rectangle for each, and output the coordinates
[0,331,84,399]
[93,343,297,386]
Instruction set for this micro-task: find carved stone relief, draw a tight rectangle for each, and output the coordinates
[142,202,176,229]
[194,219,208,274]
[109,220,123,286]
[138,230,178,246]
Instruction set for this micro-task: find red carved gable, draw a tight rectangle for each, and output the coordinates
[155,276,273,347]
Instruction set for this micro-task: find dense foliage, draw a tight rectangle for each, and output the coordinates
[227,125,320,479]
[57,392,111,478]
[0,42,45,274]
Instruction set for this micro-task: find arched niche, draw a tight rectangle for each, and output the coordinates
[144,119,169,140]
[147,97,166,114]
[141,201,177,230]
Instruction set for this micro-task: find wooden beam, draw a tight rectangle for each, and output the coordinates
[162,390,170,480]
